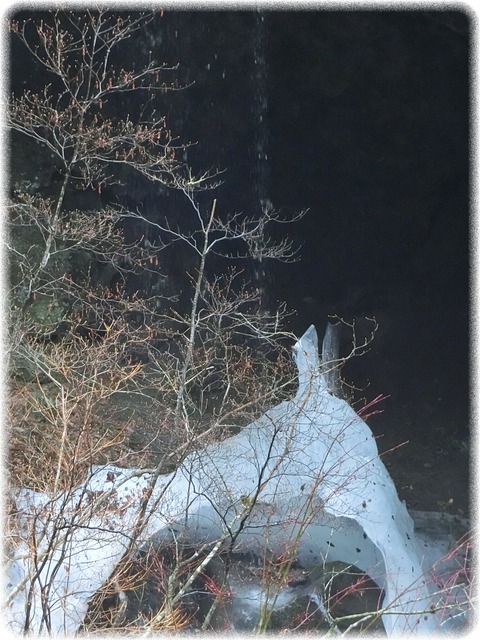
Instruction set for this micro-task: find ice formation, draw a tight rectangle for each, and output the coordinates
[145,324,436,634]
[6,325,443,634]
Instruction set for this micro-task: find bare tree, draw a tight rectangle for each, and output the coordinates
[6,6,305,460]
[5,9,309,632]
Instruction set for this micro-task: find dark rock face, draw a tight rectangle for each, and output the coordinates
[264,11,470,450]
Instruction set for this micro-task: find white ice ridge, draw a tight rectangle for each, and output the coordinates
[6,325,438,635]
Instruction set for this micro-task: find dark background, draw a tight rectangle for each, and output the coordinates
[157,9,471,445]
[8,8,471,509]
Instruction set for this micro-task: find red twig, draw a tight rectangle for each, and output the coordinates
[356,394,390,421]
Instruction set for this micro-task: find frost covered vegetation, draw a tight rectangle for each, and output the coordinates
[4,9,474,635]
